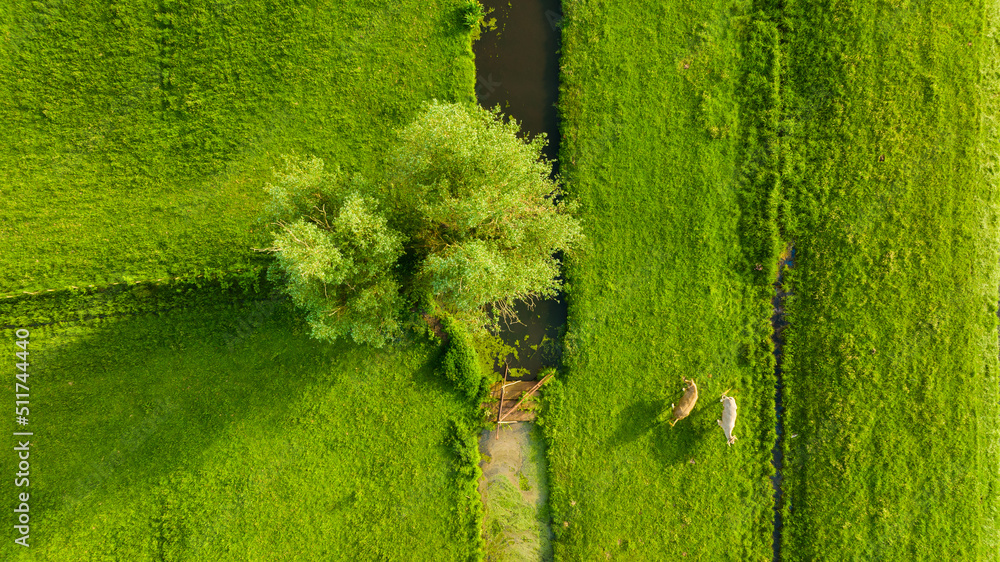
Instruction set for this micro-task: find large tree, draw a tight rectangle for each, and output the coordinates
[389,100,582,320]
[259,101,582,345]
[260,157,405,347]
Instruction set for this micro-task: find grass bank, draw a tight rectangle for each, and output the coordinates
[780,0,1000,558]
[1,301,481,560]
[0,0,475,295]
[544,1,779,558]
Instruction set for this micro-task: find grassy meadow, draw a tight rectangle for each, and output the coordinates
[0,0,476,295]
[3,0,1000,559]
[779,0,1000,558]
[0,1,486,559]
[543,1,780,558]
[0,301,481,561]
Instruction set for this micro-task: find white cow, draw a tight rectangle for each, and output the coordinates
[717,391,737,446]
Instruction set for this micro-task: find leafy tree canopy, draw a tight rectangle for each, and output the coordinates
[259,101,582,345]
[390,101,582,318]
[260,157,405,347]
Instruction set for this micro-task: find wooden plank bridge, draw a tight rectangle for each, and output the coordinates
[488,367,553,438]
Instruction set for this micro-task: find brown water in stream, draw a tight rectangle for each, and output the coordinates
[474,3,562,560]
[475,0,562,165]
[475,0,566,382]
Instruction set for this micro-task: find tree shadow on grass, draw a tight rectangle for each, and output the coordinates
[11,294,477,559]
[28,300,326,530]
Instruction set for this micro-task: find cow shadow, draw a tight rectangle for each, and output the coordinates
[606,396,721,468]
[652,407,717,467]
[608,398,668,448]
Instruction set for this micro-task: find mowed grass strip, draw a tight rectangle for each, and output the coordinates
[0,0,475,295]
[544,1,779,559]
[0,303,479,560]
[780,0,1000,558]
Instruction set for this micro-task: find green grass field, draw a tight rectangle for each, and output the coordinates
[0,0,475,295]
[543,1,780,558]
[1,301,481,560]
[5,0,1000,559]
[779,0,1000,558]
[0,3,486,559]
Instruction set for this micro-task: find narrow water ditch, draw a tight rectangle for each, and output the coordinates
[473,1,562,560]
[475,0,565,382]
[472,5,794,559]
[771,244,794,561]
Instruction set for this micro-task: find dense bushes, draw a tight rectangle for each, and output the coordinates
[459,0,485,30]
[440,314,489,401]
[446,417,486,561]
[446,417,481,478]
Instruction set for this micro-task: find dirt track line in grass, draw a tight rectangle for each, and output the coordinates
[1,269,260,301]
[771,243,794,562]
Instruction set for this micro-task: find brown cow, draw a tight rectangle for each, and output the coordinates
[669,378,698,427]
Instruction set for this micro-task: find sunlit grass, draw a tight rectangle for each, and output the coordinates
[0,0,476,295]
[779,0,1000,558]
[544,1,778,559]
[0,301,479,560]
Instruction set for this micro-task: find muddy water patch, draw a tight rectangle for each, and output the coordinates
[491,298,567,380]
[479,423,553,561]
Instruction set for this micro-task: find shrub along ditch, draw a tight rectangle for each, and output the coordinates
[440,313,490,402]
